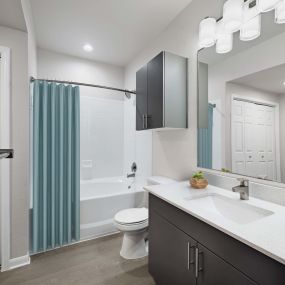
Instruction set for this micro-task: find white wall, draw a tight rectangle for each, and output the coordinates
[0,26,29,259]
[124,0,225,180]
[21,0,37,77]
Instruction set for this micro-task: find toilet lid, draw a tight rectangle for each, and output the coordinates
[115,208,148,225]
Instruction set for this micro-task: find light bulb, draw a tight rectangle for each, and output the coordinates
[216,20,233,53]
[223,0,244,33]
[198,18,217,48]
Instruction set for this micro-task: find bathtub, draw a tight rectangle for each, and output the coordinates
[80,177,146,240]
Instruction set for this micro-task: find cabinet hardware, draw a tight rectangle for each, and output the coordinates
[142,114,145,130]
[195,247,204,278]
[145,114,148,129]
[187,243,195,270]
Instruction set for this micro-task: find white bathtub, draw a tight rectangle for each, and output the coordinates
[80,177,146,240]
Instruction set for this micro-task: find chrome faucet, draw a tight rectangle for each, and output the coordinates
[127,162,137,179]
[232,178,249,200]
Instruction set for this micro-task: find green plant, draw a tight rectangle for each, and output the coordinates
[192,171,205,180]
[221,168,231,173]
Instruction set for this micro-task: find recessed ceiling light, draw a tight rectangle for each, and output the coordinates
[83,44,93,52]
[283,81,285,86]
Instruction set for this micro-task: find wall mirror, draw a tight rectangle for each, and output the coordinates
[198,11,285,184]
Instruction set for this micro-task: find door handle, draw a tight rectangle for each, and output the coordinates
[142,114,145,130]
[187,243,195,270]
[195,247,203,278]
[145,114,148,129]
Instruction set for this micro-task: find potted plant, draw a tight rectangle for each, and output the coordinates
[190,171,208,189]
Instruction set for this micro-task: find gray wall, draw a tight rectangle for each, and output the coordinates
[0,25,29,258]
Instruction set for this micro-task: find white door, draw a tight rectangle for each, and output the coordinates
[232,99,277,180]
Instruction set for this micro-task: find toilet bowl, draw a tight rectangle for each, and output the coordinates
[114,176,177,260]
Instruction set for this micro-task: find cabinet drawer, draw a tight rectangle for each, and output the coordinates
[149,194,285,285]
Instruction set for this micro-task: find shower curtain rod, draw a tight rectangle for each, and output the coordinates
[30,76,136,97]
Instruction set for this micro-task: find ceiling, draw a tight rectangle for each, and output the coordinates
[232,64,285,95]
[0,0,27,32]
[29,0,192,66]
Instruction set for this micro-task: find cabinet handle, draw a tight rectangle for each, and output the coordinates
[145,114,148,129]
[142,114,145,130]
[195,247,204,278]
[187,243,195,270]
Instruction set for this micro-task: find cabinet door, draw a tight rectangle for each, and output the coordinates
[147,52,164,129]
[136,64,148,130]
[149,211,197,285]
[197,244,257,285]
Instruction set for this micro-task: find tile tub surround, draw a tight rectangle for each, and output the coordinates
[145,182,285,266]
[0,234,155,285]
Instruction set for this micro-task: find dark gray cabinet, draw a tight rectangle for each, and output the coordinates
[136,51,187,131]
[149,210,196,285]
[197,244,256,285]
[149,194,285,285]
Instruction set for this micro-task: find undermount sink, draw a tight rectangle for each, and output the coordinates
[184,193,273,225]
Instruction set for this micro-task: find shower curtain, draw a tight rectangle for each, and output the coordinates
[32,80,80,253]
[198,104,214,169]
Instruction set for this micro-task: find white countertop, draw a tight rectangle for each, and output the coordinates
[145,181,285,266]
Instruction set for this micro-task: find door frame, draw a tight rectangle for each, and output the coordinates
[0,46,11,271]
[231,94,281,182]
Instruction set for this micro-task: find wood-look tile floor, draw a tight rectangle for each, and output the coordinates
[0,234,155,285]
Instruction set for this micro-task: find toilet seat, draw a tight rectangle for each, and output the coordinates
[114,207,148,225]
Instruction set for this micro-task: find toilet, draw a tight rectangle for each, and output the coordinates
[114,176,177,259]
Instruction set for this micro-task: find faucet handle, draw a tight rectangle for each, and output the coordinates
[237,178,249,187]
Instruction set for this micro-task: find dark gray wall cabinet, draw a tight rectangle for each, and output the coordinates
[149,194,285,285]
[136,51,187,130]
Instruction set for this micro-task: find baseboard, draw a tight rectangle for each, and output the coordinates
[8,254,30,270]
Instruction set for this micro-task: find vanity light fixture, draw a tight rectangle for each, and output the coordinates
[199,0,285,54]
[240,1,261,41]
[257,0,282,12]
[216,20,233,53]
[198,17,217,48]
[275,0,285,23]
[83,44,93,52]
[223,0,244,33]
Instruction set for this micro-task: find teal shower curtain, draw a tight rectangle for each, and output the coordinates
[32,80,80,253]
[198,104,214,169]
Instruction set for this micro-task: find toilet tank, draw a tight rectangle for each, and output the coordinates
[141,176,177,208]
[147,176,177,186]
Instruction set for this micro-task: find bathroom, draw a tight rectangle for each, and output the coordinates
[0,0,285,284]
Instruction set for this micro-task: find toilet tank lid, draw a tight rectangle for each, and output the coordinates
[147,176,177,185]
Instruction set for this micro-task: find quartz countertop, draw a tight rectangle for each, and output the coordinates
[144,181,285,266]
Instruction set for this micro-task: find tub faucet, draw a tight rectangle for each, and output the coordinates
[127,162,137,179]
[232,178,249,200]
[127,173,135,178]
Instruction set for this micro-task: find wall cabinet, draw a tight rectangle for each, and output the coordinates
[136,51,187,131]
[149,194,285,285]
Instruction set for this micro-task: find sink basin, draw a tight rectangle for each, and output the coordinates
[185,193,273,225]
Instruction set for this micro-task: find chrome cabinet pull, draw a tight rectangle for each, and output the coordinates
[195,247,199,278]
[187,242,195,270]
[142,114,145,130]
[145,114,148,129]
[195,247,203,278]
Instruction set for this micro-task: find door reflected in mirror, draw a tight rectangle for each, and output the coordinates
[198,11,285,183]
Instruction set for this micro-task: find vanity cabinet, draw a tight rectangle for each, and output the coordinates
[149,194,285,285]
[136,51,187,131]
